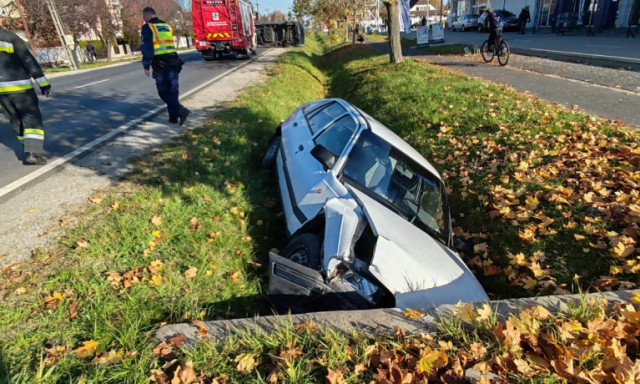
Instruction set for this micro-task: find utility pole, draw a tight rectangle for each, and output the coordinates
[14,0,36,57]
[45,0,78,70]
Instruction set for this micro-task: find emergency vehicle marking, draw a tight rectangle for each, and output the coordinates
[206,32,231,38]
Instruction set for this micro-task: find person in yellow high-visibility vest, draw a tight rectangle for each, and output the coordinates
[141,7,189,125]
[0,27,51,165]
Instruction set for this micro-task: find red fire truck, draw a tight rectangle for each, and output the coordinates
[192,0,257,60]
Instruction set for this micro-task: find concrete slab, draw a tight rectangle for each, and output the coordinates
[156,289,640,345]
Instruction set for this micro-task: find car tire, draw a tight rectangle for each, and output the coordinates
[261,132,281,170]
[281,233,322,269]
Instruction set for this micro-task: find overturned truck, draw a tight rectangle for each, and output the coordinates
[256,21,304,47]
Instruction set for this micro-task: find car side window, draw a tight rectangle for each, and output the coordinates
[306,102,347,135]
[314,115,357,158]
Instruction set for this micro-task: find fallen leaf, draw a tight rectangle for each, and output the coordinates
[151,215,163,227]
[326,368,346,384]
[184,267,197,280]
[69,301,78,319]
[76,238,89,248]
[74,340,99,358]
[89,195,103,204]
[234,353,258,373]
[192,320,208,337]
[403,308,426,319]
[172,360,197,384]
[152,342,174,359]
[229,271,241,283]
[169,334,187,348]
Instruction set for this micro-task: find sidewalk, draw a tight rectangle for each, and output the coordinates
[417,30,640,69]
[370,42,640,128]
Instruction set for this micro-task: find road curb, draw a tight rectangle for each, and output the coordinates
[0,49,275,200]
[156,289,640,345]
[511,47,640,71]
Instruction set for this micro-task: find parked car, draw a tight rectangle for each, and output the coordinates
[452,14,480,31]
[478,9,519,31]
[262,98,489,312]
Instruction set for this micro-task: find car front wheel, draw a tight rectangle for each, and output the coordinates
[281,233,322,269]
[261,133,281,170]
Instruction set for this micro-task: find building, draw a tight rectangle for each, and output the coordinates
[450,0,639,30]
[410,0,440,25]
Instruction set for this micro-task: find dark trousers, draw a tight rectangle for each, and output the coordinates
[154,67,185,121]
[0,89,44,154]
[519,20,527,34]
[488,29,502,49]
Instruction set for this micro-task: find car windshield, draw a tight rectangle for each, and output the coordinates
[342,130,449,244]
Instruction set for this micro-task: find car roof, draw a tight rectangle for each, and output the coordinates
[320,98,443,180]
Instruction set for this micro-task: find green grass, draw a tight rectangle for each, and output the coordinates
[323,45,640,298]
[3,32,640,382]
[0,35,330,383]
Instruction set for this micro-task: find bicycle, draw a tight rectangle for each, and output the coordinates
[481,35,510,66]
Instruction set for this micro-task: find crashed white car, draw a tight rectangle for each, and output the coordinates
[262,98,488,311]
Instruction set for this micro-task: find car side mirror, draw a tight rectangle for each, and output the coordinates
[311,145,336,171]
[454,236,475,254]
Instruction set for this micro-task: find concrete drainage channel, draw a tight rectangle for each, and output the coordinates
[156,289,639,382]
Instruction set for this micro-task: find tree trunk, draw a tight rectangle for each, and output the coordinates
[385,0,403,64]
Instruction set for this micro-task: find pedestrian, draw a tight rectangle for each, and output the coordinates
[86,42,97,62]
[141,7,189,125]
[518,6,531,34]
[0,27,51,165]
[421,16,427,26]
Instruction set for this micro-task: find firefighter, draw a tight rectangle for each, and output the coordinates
[141,7,190,126]
[0,27,51,165]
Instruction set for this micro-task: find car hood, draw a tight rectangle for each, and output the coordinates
[348,187,489,309]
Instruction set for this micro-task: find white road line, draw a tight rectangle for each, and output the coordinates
[0,49,274,199]
[73,79,110,89]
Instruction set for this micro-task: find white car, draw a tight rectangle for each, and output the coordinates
[262,98,488,311]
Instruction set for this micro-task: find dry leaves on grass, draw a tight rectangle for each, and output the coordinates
[74,340,99,358]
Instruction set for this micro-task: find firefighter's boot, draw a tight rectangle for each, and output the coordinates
[24,152,47,165]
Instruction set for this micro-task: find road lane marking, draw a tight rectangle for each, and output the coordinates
[0,49,275,199]
[73,79,110,89]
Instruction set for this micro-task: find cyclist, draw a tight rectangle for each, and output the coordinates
[484,8,503,51]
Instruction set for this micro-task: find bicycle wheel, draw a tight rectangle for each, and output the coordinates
[480,41,494,62]
[497,40,510,66]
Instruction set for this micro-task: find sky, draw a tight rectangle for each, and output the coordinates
[254,0,293,14]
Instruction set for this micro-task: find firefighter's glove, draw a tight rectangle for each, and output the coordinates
[40,85,52,97]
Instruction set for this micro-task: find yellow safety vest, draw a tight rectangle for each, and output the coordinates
[148,23,176,56]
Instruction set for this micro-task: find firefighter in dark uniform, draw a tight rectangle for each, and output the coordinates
[0,27,51,165]
[141,7,189,125]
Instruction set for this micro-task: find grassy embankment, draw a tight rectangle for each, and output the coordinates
[0,36,330,382]
[3,33,640,383]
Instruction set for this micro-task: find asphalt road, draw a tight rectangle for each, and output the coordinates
[0,49,266,189]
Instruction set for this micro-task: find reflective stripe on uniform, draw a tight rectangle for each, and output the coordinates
[35,76,50,87]
[0,41,14,53]
[24,129,44,141]
[149,23,177,55]
[0,79,33,93]
[17,136,24,141]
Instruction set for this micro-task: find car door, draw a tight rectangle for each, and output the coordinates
[284,102,359,228]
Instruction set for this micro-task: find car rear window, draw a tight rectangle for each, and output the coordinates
[314,115,357,157]
[306,102,347,135]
